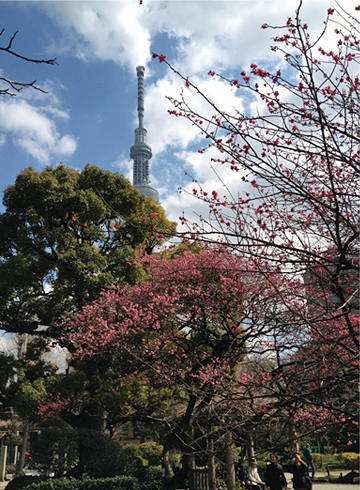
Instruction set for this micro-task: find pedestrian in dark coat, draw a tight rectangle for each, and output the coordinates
[292,452,310,490]
[265,453,287,490]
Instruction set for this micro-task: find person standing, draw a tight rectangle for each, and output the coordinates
[302,444,315,479]
[248,458,266,490]
[292,452,310,490]
[265,453,287,490]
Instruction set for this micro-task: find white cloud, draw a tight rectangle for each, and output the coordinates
[33,0,358,225]
[41,2,152,68]
[39,0,355,76]
[0,98,77,163]
[112,153,133,181]
[145,73,244,156]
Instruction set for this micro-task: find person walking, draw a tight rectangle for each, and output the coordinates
[248,458,266,490]
[302,444,315,479]
[292,452,311,490]
[265,453,287,490]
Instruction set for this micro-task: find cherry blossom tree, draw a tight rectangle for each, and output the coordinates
[152,1,359,451]
[39,247,310,489]
[38,4,359,488]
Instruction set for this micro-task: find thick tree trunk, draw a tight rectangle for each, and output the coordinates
[162,433,187,490]
[181,426,195,486]
[225,432,235,490]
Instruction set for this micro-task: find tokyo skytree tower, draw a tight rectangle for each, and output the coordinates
[130,65,159,201]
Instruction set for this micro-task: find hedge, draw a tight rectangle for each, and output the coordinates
[336,452,360,471]
[7,476,140,490]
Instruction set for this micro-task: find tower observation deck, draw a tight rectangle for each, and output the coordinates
[130,66,159,201]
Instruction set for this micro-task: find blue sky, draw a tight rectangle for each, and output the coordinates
[0,0,354,225]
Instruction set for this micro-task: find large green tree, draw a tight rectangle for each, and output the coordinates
[0,163,176,340]
[0,164,176,432]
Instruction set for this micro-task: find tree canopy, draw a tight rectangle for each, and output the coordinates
[0,163,176,339]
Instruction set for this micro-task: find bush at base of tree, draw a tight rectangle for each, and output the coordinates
[132,466,163,490]
[71,429,122,478]
[30,428,163,479]
[6,476,48,490]
[138,442,163,467]
[6,471,163,490]
[24,476,141,490]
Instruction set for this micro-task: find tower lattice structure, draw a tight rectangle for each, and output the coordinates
[130,66,159,201]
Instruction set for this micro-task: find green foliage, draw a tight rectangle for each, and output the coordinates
[29,428,162,481]
[0,164,176,338]
[336,452,360,471]
[255,461,266,480]
[6,476,47,490]
[31,427,79,477]
[71,429,121,478]
[312,453,323,469]
[133,466,163,490]
[216,477,227,490]
[115,443,147,474]
[0,352,16,416]
[6,472,161,490]
[256,451,272,465]
[138,442,163,467]
[24,476,140,490]
[4,433,22,448]
[0,353,15,389]
[0,163,176,429]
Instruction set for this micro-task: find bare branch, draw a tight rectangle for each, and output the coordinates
[0,28,57,96]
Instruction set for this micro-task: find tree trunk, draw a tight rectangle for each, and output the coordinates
[163,445,175,481]
[16,422,29,476]
[247,432,255,463]
[208,436,216,490]
[289,420,299,454]
[182,426,195,485]
[225,432,236,490]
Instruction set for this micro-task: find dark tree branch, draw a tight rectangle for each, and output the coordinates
[0,28,57,96]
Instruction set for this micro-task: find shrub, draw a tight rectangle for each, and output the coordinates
[216,477,227,490]
[336,452,360,471]
[138,442,163,467]
[72,429,123,478]
[133,466,163,490]
[31,427,79,477]
[312,454,323,469]
[25,476,140,490]
[114,443,147,474]
[6,476,47,490]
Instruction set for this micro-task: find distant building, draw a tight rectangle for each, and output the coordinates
[130,66,159,201]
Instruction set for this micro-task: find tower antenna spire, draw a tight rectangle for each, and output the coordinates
[130,65,159,201]
[137,65,144,129]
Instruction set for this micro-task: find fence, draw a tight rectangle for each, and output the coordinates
[189,468,209,490]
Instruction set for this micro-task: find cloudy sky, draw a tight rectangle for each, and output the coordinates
[0,0,355,225]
